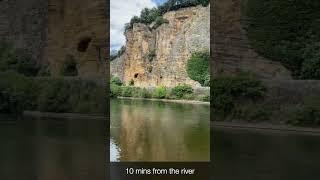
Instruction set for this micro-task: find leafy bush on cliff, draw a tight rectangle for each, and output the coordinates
[153,16,169,29]
[37,79,105,114]
[0,41,39,76]
[158,0,209,13]
[0,71,35,113]
[121,86,133,97]
[245,0,320,79]
[110,84,122,98]
[111,76,123,86]
[211,75,266,118]
[171,84,193,99]
[187,51,210,86]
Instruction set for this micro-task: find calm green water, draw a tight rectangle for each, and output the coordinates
[212,128,320,180]
[0,117,106,180]
[1,113,320,179]
[110,99,210,162]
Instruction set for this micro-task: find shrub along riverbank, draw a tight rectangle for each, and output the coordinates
[211,75,320,127]
[0,71,106,114]
[110,77,210,102]
[0,41,106,115]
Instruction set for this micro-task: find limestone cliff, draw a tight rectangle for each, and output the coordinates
[0,0,47,63]
[46,0,107,78]
[111,5,210,87]
[0,0,107,79]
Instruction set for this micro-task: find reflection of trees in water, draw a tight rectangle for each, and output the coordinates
[112,100,210,161]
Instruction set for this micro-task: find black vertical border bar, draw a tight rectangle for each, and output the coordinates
[105,0,111,179]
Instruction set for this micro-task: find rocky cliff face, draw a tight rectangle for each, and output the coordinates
[0,0,107,79]
[46,0,107,78]
[111,5,210,87]
[0,0,47,63]
[212,0,292,79]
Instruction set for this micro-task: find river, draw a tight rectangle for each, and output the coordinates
[110,99,210,162]
[1,103,320,179]
[212,128,320,179]
[0,116,106,180]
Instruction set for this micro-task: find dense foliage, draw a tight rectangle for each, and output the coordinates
[187,51,210,86]
[111,76,123,86]
[110,80,208,101]
[0,73,105,114]
[0,41,105,114]
[171,84,193,99]
[0,41,39,76]
[211,75,266,117]
[245,0,320,79]
[0,71,35,113]
[125,0,209,31]
[153,16,170,29]
[153,86,168,99]
[287,96,320,127]
[36,79,105,113]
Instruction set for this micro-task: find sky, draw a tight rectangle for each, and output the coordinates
[110,0,167,51]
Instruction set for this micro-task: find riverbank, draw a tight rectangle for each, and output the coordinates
[117,96,210,105]
[23,111,107,120]
[0,71,106,114]
[211,121,320,135]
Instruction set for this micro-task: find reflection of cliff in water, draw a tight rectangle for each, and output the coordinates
[0,118,106,180]
[110,99,210,161]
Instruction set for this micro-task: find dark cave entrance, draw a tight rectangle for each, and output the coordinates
[77,37,92,52]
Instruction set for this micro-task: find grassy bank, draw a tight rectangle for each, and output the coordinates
[0,71,106,114]
[110,77,210,102]
[211,75,320,127]
[0,40,106,115]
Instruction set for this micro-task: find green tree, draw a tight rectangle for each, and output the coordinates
[0,41,39,76]
[245,0,320,79]
[111,76,123,86]
[172,84,193,99]
[187,51,210,86]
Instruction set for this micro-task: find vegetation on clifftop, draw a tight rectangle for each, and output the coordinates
[124,0,210,31]
[244,0,320,79]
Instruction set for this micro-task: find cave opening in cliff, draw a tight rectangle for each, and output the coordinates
[77,37,92,52]
[134,73,139,78]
